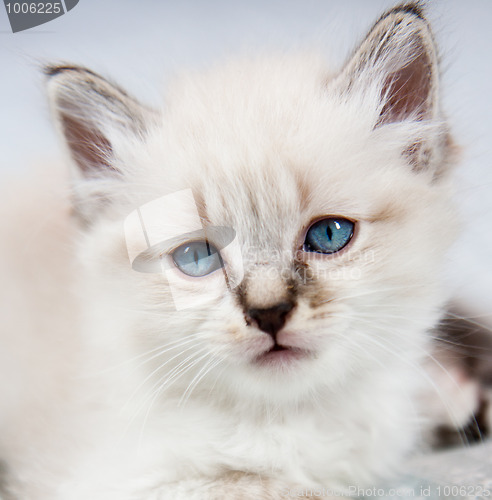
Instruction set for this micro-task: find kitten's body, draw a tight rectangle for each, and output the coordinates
[0,5,481,499]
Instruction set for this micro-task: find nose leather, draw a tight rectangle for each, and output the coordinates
[246,302,294,339]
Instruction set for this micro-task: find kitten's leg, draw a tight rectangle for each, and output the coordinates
[422,308,492,448]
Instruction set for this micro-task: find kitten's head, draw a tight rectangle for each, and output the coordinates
[47,5,457,403]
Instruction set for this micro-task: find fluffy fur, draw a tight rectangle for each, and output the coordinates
[0,4,470,499]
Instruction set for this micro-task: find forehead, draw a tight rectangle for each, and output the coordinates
[192,159,305,254]
[144,116,399,257]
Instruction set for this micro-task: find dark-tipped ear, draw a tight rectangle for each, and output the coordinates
[334,3,452,174]
[46,65,157,223]
[338,4,439,124]
[46,65,154,177]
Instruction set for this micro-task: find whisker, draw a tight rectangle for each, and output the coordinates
[318,283,429,305]
[81,333,206,378]
[136,350,212,449]
[121,340,206,414]
[344,315,484,447]
[178,355,224,408]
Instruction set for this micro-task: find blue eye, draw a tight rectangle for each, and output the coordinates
[304,218,354,254]
[172,241,223,277]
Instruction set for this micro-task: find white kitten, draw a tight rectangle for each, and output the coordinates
[0,4,464,499]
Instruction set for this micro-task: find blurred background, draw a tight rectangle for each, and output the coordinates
[0,0,491,317]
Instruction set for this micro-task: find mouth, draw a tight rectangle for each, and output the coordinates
[254,342,312,367]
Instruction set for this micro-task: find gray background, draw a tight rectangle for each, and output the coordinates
[0,0,491,317]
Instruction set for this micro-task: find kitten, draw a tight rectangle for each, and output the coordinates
[0,3,486,499]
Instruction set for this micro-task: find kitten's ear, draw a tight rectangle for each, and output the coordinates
[340,4,438,124]
[335,3,457,174]
[45,65,156,221]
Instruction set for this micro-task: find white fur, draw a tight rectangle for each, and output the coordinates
[0,6,461,499]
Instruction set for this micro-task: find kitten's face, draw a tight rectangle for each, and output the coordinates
[48,9,456,402]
